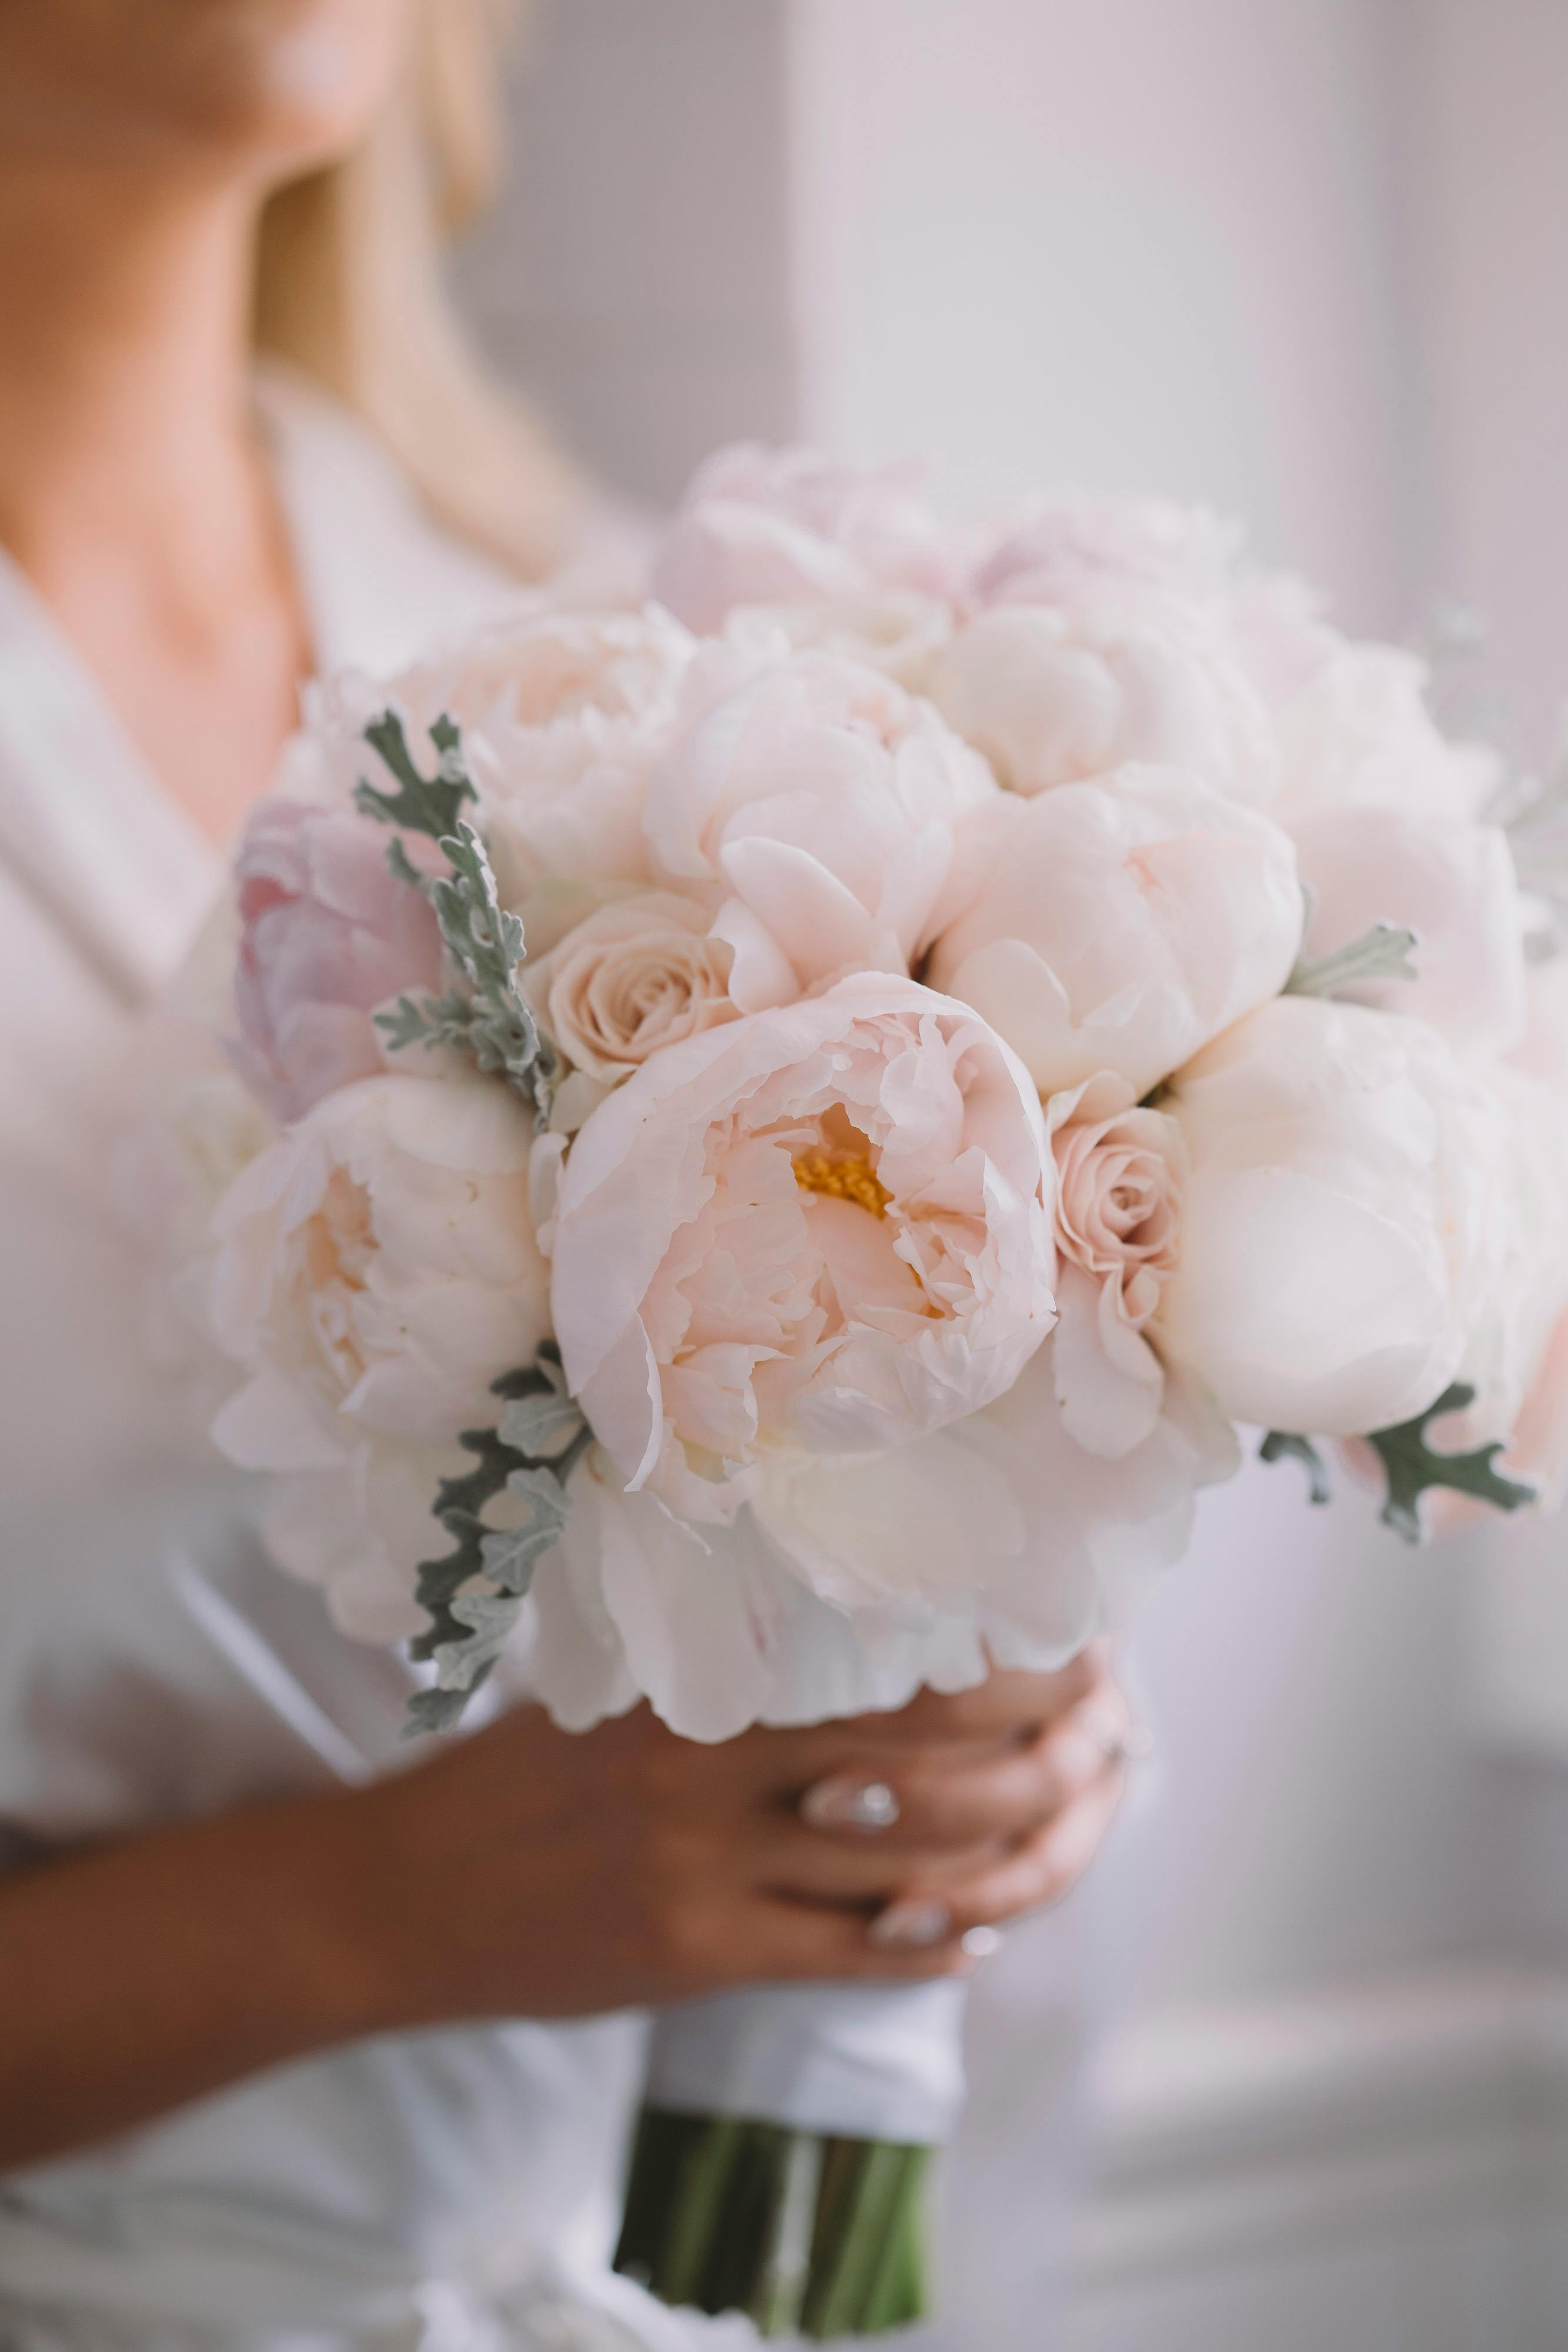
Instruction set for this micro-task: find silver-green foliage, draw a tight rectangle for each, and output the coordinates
[1285,921,1420,1000]
[406,1351,590,1737]
[1261,1381,1536,1542]
[354,708,559,1116]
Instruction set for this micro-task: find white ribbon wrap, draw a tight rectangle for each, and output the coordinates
[644,1979,971,2145]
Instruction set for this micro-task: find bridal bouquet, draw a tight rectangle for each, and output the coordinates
[182,445,1568,2336]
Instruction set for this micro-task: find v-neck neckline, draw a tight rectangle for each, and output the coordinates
[0,365,520,1006]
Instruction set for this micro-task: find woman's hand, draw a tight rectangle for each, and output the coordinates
[0,1651,1134,2168]
[360,1646,1136,2025]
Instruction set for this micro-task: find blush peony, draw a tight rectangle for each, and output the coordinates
[1273,643,1497,823]
[643,652,999,1013]
[651,443,962,635]
[925,764,1303,1100]
[231,798,444,1125]
[209,1075,553,1633]
[1154,995,1507,1436]
[461,605,704,897]
[549,973,1057,1526]
[931,591,1279,802]
[1289,804,1527,1057]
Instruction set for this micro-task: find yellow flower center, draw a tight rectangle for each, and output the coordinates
[793,1147,892,1219]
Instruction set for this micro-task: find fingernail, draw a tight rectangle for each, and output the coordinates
[868,1897,953,1950]
[961,1925,1002,1961]
[801,1778,901,1833]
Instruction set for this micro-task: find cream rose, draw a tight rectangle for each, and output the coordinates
[1045,1075,1188,1457]
[643,652,999,1013]
[931,590,1279,802]
[1154,995,1507,1435]
[526,891,737,1087]
[925,764,1303,1100]
[550,974,1057,1526]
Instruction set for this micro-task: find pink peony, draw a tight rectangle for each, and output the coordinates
[971,493,1242,610]
[232,799,443,1125]
[651,444,963,635]
[932,591,1279,803]
[925,764,1303,1100]
[550,973,1057,1526]
[644,653,999,1013]
[1289,804,1526,1057]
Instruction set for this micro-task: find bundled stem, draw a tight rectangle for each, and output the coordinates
[614,2107,932,2340]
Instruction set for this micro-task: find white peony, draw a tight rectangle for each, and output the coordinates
[643,653,999,1014]
[1154,995,1507,1436]
[523,1340,1235,1742]
[461,605,701,897]
[1289,804,1527,1057]
[970,492,1244,610]
[931,592,1279,802]
[651,443,962,635]
[1273,643,1498,823]
[727,590,955,694]
[209,1076,552,1635]
[925,764,1303,1100]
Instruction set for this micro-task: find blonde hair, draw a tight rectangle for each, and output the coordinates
[253,0,580,580]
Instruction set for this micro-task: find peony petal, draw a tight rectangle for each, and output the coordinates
[1052,1262,1165,1458]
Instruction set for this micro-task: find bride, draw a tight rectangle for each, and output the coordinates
[0,4,1134,2343]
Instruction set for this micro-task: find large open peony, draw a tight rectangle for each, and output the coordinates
[925,764,1303,1100]
[1154,995,1508,1436]
[550,973,1058,1525]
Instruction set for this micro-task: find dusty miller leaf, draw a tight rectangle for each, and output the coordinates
[403,1349,592,1738]
[354,708,474,840]
[432,1588,525,1693]
[497,1381,586,1462]
[355,708,561,1115]
[1286,922,1421,1000]
[1260,1429,1332,1506]
[1368,1381,1537,1544]
[479,1466,577,1593]
[422,820,560,1107]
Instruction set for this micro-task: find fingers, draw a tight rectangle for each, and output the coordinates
[728,1893,971,1988]
[726,1651,1108,1809]
[830,1654,1104,1752]
[767,1671,1136,1900]
[878,1753,1130,1946]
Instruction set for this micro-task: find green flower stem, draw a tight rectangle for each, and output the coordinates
[614,2106,933,2339]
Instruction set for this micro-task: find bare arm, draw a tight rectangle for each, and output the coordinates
[0,1655,1132,2171]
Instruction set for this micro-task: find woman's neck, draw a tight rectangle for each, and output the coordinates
[0,165,311,840]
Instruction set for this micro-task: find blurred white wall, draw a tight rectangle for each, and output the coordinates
[456,5,1568,2342]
